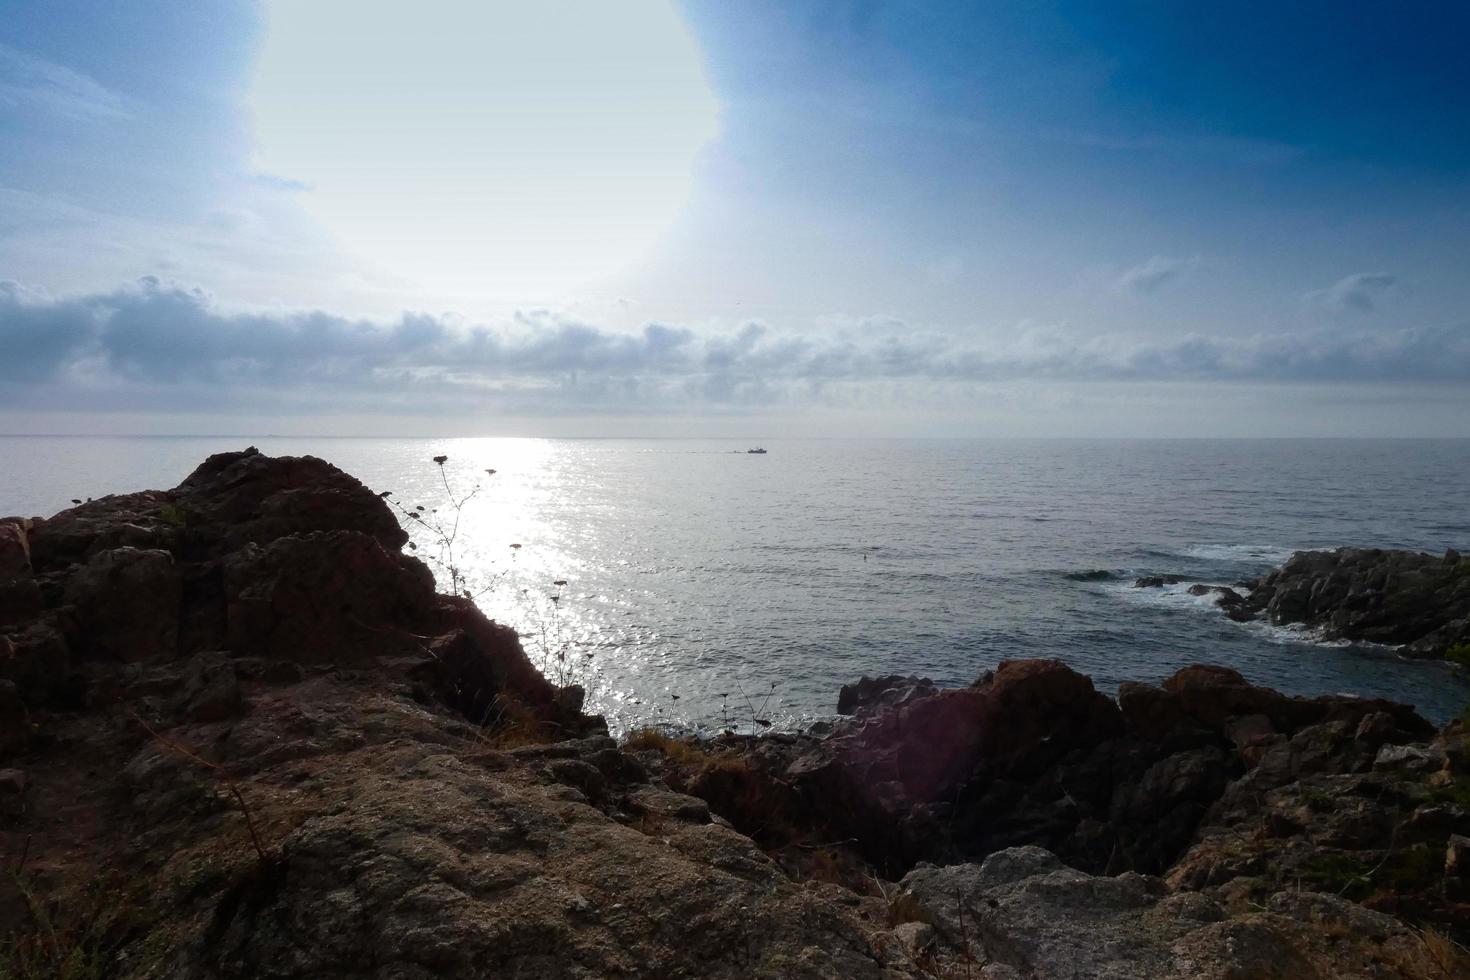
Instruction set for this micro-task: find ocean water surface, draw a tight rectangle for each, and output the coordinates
[3,436,1468,730]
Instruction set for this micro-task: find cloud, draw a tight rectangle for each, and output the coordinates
[246,172,313,193]
[0,44,133,121]
[1,278,1467,416]
[1306,272,1398,313]
[1113,255,1200,295]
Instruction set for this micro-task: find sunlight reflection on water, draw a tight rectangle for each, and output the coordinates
[4,435,1469,733]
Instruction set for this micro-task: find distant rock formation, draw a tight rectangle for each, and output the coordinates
[1132,546,1470,659]
[1239,547,1470,658]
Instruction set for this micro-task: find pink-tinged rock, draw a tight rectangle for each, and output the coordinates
[0,768,26,795]
[0,521,31,577]
[1447,834,1470,878]
[1223,713,1279,767]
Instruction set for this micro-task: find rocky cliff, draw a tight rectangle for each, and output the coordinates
[1,450,1467,978]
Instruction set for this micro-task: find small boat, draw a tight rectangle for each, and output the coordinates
[746,447,767,454]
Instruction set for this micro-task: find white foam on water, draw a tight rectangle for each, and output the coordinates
[1244,619,1356,649]
[1110,579,1229,614]
[1107,579,1360,649]
[1178,543,1297,565]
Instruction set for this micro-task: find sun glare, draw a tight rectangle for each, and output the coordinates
[250,0,718,303]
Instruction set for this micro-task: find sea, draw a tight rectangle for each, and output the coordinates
[3,436,1468,731]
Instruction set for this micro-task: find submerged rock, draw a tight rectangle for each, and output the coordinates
[1133,574,1185,588]
[1065,569,1117,582]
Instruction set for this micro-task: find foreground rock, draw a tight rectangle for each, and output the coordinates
[642,660,1469,953]
[1,450,912,978]
[2,451,1467,977]
[657,661,1439,869]
[893,846,1454,979]
[135,712,901,978]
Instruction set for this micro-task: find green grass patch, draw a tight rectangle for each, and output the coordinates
[1299,786,1337,813]
[1299,852,1374,898]
[157,502,188,528]
[1298,843,1443,902]
[1429,774,1470,810]
[1,872,157,980]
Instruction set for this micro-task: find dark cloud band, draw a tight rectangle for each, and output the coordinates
[2,278,1466,414]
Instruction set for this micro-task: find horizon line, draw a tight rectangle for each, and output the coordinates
[3,433,1469,442]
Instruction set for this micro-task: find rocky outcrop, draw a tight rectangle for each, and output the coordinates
[3,451,1467,978]
[1238,547,1470,658]
[0,448,915,979]
[639,660,1469,955]
[141,716,904,979]
[837,674,938,716]
[654,660,1441,880]
[891,846,1456,979]
[1167,722,1470,931]
[0,521,31,579]
[0,519,39,630]
[64,546,182,662]
[1136,546,1470,659]
[1,447,566,723]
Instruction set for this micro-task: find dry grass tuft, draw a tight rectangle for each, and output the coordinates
[1419,926,1470,979]
[621,728,709,766]
[475,694,556,749]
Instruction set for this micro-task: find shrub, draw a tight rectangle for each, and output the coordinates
[385,458,594,692]
[157,502,188,528]
[385,455,509,599]
[1446,643,1470,671]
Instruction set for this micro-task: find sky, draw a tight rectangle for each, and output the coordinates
[1,0,1468,436]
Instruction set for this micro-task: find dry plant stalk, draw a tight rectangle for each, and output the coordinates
[131,714,269,865]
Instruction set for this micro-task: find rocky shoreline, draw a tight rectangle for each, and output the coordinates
[1133,546,1470,660]
[1,449,1468,977]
